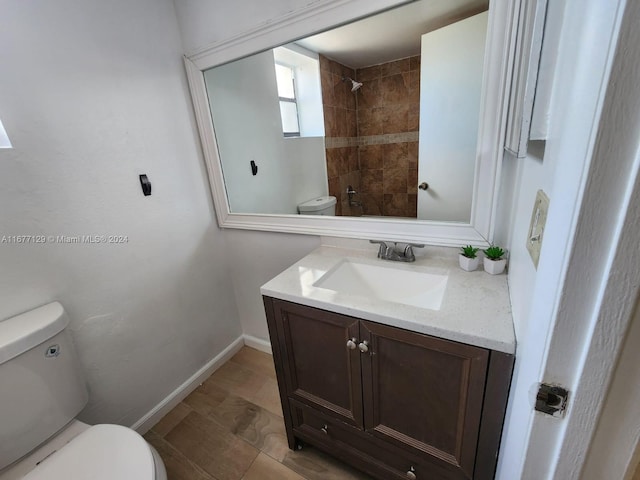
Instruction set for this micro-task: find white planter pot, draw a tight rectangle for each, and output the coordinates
[459,254,480,272]
[484,257,506,275]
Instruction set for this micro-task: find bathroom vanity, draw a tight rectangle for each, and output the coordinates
[261,245,515,480]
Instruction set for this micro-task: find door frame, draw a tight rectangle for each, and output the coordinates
[499,0,640,478]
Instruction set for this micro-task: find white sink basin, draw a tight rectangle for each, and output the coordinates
[314,259,448,310]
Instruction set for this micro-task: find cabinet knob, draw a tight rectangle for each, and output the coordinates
[321,424,328,434]
[406,466,417,479]
[358,341,369,353]
[346,338,357,350]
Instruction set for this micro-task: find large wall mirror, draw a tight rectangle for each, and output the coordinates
[185,0,520,246]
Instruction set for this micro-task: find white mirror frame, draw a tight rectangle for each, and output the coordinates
[184,0,520,246]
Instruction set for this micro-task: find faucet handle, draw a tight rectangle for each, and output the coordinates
[369,239,389,258]
[397,243,425,261]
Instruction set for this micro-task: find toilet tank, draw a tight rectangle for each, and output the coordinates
[0,302,89,471]
[297,195,337,215]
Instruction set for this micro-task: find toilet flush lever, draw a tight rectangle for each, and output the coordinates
[45,344,61,358]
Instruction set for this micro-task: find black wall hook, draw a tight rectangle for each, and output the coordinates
[250,160,258,176]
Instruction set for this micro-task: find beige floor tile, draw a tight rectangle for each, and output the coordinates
[248,377,283,417]
[144,430,215,480]
[148,348,373,480]
[205,360,268,401]
[283,445,374,480]
[183,382,228,418]
[165,411,259,480]
[242,453,305,480]
[150,402,193,437]
[209,394,290,462]
[231,347,277,379]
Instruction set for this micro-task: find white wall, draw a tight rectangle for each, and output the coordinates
[581,295,640,480]
[204,50,327,214]
[0,0,241,426]
[494,0,630,477]
[225,230,321,342]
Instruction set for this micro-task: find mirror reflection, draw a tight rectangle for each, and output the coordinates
[204,0,489,222]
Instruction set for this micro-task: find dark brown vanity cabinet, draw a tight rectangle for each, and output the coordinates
[263,297,514,480]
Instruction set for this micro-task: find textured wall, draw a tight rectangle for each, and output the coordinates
[0,0,242,426]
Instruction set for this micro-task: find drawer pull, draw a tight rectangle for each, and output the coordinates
[321,424,328,434]
[346,338,357,350]
[358,341,369,353]
[406,466,417,480]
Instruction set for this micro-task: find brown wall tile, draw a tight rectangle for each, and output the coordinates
[361,169,383,193]
[407,166,418,194]
[358,64,381,81]
[359,145,383,170]
[408,193,418,218]
[383,193,409,217]
[382,104,409,134]
[381,58,410,77]
[408,141,419,168]
[383,167,408,194]
[357,78,382,109]
[325,149,340,178]
[358,107,384,136]
[361,192,383,216]
[381,74,410,105]
[383,143,408,169]
[410,55,421,71]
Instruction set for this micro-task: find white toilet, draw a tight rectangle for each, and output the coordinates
[297,195,337,215]
[0,303,167,480]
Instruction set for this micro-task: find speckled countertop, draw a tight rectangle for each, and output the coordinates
[260,244,515,354]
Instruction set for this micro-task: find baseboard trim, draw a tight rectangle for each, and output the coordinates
[131,335,245,434]
[243,334,272,354]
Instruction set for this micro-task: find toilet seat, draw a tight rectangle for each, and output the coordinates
[22,424,156,479]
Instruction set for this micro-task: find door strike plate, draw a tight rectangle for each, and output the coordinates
[535,383,568,417]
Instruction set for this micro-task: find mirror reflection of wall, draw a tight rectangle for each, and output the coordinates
[204,47,328,214]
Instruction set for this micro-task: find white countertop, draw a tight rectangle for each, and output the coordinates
[260,245,516,354]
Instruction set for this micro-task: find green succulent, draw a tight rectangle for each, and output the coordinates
[460,245,479,259]
[484,245,505,261]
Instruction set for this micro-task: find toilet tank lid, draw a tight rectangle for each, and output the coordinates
[0,302,69,365]
[298,195,337,211]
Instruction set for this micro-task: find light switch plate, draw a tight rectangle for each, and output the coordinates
[527,190,549,268]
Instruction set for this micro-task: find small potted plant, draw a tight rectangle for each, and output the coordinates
[483,245,507,275]
[459,245,480,271]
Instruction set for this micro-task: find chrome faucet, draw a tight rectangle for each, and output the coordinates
[369,240,425,262]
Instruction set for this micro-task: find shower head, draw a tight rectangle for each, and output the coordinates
[342,76,363,92]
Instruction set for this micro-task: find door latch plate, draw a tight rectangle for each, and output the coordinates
[535,383,568,417]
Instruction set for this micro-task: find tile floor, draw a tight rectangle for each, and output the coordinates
[145,347,373,480]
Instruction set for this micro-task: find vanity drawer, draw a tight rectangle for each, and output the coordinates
[290,400,456,480]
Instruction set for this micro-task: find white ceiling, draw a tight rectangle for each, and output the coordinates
[295,0,488,69]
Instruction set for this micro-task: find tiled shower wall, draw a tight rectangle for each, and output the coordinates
[320,55,421,217]
[357,57,420,217]
[319,55,359,216]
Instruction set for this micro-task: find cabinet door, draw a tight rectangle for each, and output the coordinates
[271,299,364,428]
[360,321,489,479]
